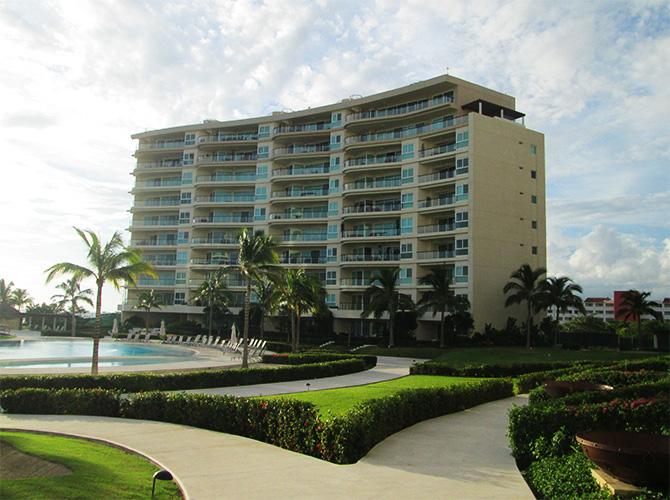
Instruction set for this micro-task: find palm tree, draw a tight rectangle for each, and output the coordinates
[618,290,662,350]
[540,276,585,347]
[273,269,325,353]
[134,289,164,333]
[417,266,470,348]
[231,229,279,368]
[193,269,230,341]
[361,268,415,348]
[45,227,156,375]
[9,288,33,330]
[252,277,280,341]
[503,264,547,349]
[0,279,14,323]
[51,277,93,337]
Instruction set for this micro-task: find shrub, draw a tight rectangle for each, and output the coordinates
[0,359,366,392]
[319,378,514,464]
[528,377,670,406]
[411,361,582,378]
[0,388,120,416]
[262,352,377,368]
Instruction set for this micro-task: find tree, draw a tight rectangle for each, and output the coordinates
[231,229,279,368]
[361,268,415,348]
[193,269,230,340]
[252,277,280,341]
[417,266,470,348]
[45,228,156,375]
[273,269,325,353]
[51,277,93,337]
[134,289,164,333]
[540,276,585,347]
[0,279,14,305]
[9,288,33,330]
[503,264,547,349]
[618,290,662,350]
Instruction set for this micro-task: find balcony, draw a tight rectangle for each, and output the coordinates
[418,168,467,184]
[417,222,468,235]
[342,203,400,215]
[340,253,400,263]
[134,179,181,189]
[345,94,455,124]
[343,178,401,192]
[272,144,330,157]
[273,122,331,135]
[345,116,468,145]
[191,237,238,245]
[272,163,329,177]
[418,194,468,209]
[276,233,328,243]
[270,188,329,199]
[278,256,328,265]
[138,278,176,286]
[198,133,258,143]
[339,302,364,311]
[132,199,180,208]
[340,278,369,286]
[190,258,239,266]
[132,219,180,229]
[136,159,183,169]
[143,258,177,267]
[195,173,256,184]
[417,249,468,260]
[137,140,185,151]
[341,228,400,239]
[194,194,255,204]
[344,153,402,169]
[197,152,258,164]
[419,143,459,160]
[193,215,254,224]
[130,240,178,247]
[269,211,328,221]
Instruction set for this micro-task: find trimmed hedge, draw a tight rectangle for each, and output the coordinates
[0,388,120,416]
[410,360,585,378]
[319,378,514,464]
[0,359,365,393]
[508,397,669,465]
[262,352,377,368]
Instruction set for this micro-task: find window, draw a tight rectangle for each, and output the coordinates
[455,266,468,283]
[331,113,342,127]
[330,157,340,171]
[181,172,193,184]
[456,131,469,148]
[401,217,413,234]
[532,220,537,229]
[177,252,187,265]
[326,271,337,286]
[327,247,337,262]
[456,157,469,174]
[329,179,339,194]
[531,195,537,204]
[257,145,269,159]
[326,294,336,307]
[328,224,338,239]
[400,243,413,259]
[254,208,266,221]
[455,211,469,227]
[178,231,189,245]
[183,152,194,165]
[532,246,538,255]
[399,268,412,284]
[256,165,268,179]
[255,187,267,200]
[184,133,195,146]
[531,170,537,179]
[258,125,271,138]
[175,272,186,285]
[330,135,341,149]
[456,184,469,200]
[328,201,339,216]
[401,168,414,184]
[180,192,192,204]
[531,145,537,154]
[456,238,469,255]
[401,193,414,209]
[179,211,190,224]
[402,144,415,160]
[174,292,186,305]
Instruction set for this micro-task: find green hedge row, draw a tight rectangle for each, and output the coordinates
[262,352,377,368]
[319,378,514,464]
[410,360,592,378]
[0,378,514,464]
[0,359,365,393]
[508,397,669,466]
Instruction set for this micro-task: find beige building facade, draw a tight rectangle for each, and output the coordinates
[123,74,546,340]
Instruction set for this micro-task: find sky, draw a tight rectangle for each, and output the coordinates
[1,0,669,314]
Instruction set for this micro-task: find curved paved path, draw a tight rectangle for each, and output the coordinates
[0,356,534,500]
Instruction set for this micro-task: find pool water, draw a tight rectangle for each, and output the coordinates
[0,339,194,369]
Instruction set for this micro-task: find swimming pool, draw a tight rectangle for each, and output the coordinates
[0,339,195,369]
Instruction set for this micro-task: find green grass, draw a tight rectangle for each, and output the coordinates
[262,375,482,417]
[355,345,660,367]
[0,432,183,500]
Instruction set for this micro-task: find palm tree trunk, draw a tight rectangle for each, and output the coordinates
[291,310,297,354]
[637,319,642,350]
[388,312,395,348]
[242,278,251,368]
[439,310,445,348]
[525,302,532,350]
[71,304,76,337]
[92,283,102,376]
[553,310,559,347]
[296,312,301,352]
[260,314,265,341]
[208,302,213,341]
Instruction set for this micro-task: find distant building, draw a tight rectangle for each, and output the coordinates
[549,292,669,324]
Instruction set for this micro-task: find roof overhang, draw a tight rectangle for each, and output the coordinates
[462,99,525,120]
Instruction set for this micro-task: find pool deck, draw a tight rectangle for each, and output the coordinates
[0,329,240,375]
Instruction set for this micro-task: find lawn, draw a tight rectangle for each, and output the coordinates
[0,432,183,500]
[356,345,659,367]
[262,375,482,417]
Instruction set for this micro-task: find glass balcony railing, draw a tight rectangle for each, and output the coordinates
[195,173,256,183]
[191,237,238,245]
[137,140,185,150]
[197,152,258,163]
[344,154,402,168]
[194,195,255,203]
[134,179,182,188]
[192,216,254,224]
[339,278,369,286]
[272,163,330,176]
[144,259,177,266]
[271,189,329,198]
[138,278,176,286]
[198,133,259,143]
[136,160,183,169]
[341,229,400,238]
[133,199,180,208]
[136,219,179,227]
[345,94,455,123]
[345,115,468,145]
[417,249,468,260]
[279,256,328,264]
[278,233,328,242]
[131,240,178,247]
[273,122,331,134]
[269,211,328,220]
[339,302,364,311]
[341,203,400,214]
[340,253,400,262]
[343,179,401,191]
[272,144,330,156]
[190,258,239,265]
[417,194,468,209]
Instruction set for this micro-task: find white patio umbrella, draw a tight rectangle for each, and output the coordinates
[230,323,238,344]
[160,320,166,337]
[112,318,119,337]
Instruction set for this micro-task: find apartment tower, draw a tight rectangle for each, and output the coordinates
[124,74,546,340]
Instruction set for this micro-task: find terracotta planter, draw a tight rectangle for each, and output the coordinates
[576,430,670,487]
[542,381,613,399]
